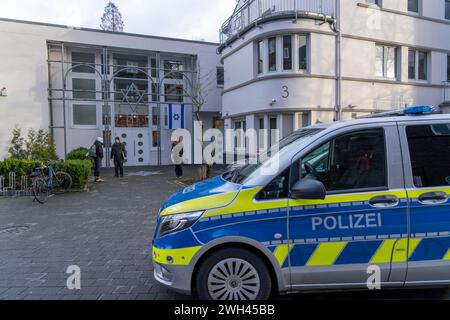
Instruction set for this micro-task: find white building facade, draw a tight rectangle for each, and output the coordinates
[219,0,450,151]
[0,18,224,166]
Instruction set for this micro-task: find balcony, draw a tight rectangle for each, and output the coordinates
[219,0,336,50]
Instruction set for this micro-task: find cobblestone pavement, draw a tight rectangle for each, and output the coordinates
[0,166,449,300]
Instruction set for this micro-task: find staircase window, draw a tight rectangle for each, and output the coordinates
[447,55,450,81]
[446,0,450,20]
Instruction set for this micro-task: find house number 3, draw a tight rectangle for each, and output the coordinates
[282,85,290,99]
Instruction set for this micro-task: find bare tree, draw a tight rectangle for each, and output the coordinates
[177,60,217,180]
[100,2,124,32]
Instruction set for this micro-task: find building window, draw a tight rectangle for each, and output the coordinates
[235,120,246,149]
[217,67,224,86]
[408,0,419,13]
[164,84,184,102]
[150,58,158,78]
[446,0,450,20]
[72,79,96,100]
[113,54,147,79]
[269,116,278,147]
[258,117,266,149]
[164,60,184,80]
[408,49,428,81]
[298,35,308,71]
[72,52,95,74]
[418,51,428,80]
[268,37,277,72]
[73,104,97,126]
[283,35,292,71]
[257,40,264,74]
[447,55,450,81]
[375,45,397,79]
[366,0,381,7]
[408,49,416,79]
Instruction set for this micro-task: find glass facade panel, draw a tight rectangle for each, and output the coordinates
[72,52,95,73]
[283,35,292,71]
[72,79,96,100]
[299,35,307,70]
[268,37,277,72]
[73,104,97,126]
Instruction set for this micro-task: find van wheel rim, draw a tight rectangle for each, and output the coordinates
[207,258,260,300]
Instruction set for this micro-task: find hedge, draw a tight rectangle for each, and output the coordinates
[0,158,92,190]
[67,147,89,161]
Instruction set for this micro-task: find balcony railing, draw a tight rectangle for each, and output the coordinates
[220,0,336,45]
[443,81,450,102]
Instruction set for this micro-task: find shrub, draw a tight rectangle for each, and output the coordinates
[7,127,58,161]
[0,159,92,191]
[55,160,92,190]
[68,147,89,161]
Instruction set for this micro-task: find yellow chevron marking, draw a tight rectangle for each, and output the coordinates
[444,249,450,261]
[371,240,396,264]
[371,239,422,264]
[274,244,292,266]
[152,246,202,266]
[392,238,422,263]
[306,242,347,267]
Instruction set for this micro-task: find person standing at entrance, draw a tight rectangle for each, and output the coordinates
[89,137,105,183]
[171,137,184,179]
[111,137,127,178]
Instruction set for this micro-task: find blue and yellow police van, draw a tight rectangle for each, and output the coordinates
[153,107,450,300]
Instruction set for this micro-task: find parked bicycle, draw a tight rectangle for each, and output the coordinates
[30,159,73,204]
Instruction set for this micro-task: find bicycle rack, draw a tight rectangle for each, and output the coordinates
[0,172,33,197]
[0,175,4,196]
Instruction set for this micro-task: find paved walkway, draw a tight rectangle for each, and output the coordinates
[0,166,197,300]
[0,165,448,300]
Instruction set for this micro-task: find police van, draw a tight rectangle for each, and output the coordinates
[153,106,450,300]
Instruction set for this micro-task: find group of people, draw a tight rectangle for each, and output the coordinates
[89,136,128,183]
[89,136,184,182]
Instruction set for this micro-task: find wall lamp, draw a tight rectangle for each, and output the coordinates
[0,87,7,97]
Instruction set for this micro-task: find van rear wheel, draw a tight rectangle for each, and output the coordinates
[195,248,271,301]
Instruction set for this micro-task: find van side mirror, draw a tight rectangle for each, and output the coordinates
[291,179,327,200]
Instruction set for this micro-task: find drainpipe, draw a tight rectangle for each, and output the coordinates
[61,43,68,159]
[335,0,342,121]
[47,44,54,138]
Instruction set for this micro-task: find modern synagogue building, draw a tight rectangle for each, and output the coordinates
[219,0,450,150]
[0,18,224,166]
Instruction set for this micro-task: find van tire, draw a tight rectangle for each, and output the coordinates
[195,247,272,300]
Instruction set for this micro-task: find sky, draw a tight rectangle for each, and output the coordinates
[0,0,238,42]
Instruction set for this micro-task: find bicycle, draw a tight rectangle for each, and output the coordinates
[30,159,73,204]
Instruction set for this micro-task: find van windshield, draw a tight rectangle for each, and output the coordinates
[223,128,325,184]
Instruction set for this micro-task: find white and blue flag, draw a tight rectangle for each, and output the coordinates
[168,104,185,130]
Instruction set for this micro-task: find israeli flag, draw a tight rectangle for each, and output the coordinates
[168,104,185,130]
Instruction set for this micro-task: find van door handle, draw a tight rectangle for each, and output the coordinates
[418,192,448,205]
[369,195,399,208]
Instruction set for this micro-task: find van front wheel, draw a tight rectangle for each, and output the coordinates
[195,248,272,301]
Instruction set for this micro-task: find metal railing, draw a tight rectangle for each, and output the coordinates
[0,173,33,197]
[220,0,335,44]
[443,81,450,102]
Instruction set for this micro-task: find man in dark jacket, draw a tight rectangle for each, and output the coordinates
[92,137,105,182]
[110,137,127,178]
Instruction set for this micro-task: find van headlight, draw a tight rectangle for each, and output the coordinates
[158,211,204,238]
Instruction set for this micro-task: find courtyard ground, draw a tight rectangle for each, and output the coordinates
[0,166,449,300]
